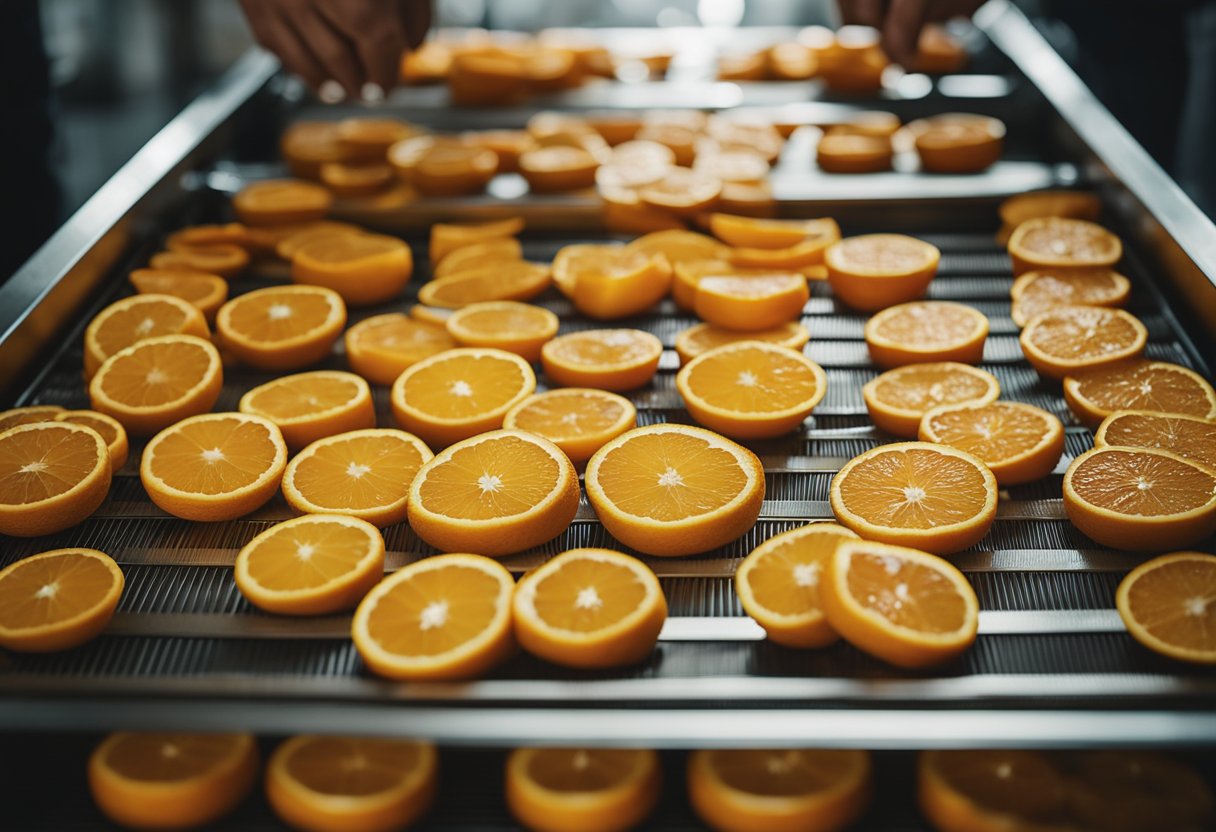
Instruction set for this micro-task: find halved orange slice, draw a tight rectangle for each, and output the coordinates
[728,237,840,273]
[238,370,374,451]
[344,312,456,386]
[639,168,723,216]
[271,221,366,260]
[825,234,940,312]
[709,215,840,251]
[291,233,413,306]
[507,748,662,832]
[1009,268,1130,328]
[997,190,1102,244]
[54,410,129,470]
[281,120,349,178]
[919,750,1073,832]
[906,113,1005,173]
[433,237,523,279]
[0,548,123,651]
[151,244,249,279]
[553,244,673,319]
[1063,360,1216,428]
[1020,306,1147,380]
[862,362,1001,438]
[429,217,525,266]
[504,388,637,468]
[1095,410,1216,472]
[920,401,1065,486]
[1115,552,1216,665]
[519,145,600,193]
[865,301,989,368]
[626,229,728,266]
[129,269,228,322]
[0,405,64,432]
[694,274,809,332]
[542,329,664,392]
[216,285,346,371]
[816,132,893,173]
[417,261,552,309]
[694,149,771,183]
[675,321,809,366]
[0,421,112,538]
[412,145,499,196]
[84,293,210,379]
[444,301,558,362]
[1007,217,1122,276]
[1067,750,1216,832]
[233,179,332,226]
[318,160,394,197]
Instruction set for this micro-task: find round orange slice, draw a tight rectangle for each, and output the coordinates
[816,132,893,174]
[513,548,667,668]
[542,329,663,392]
[1020,306,1147,380]
[906,113,1005,173]
[1067,750,1216,832]
[1009,268,1130,328]
[344,312,456,386]
[89,733,259,831]
[84,293,210,379]
[728,238,839,273]
[406,429,579,557]
[318,160,394,197]
[1063,360,1216,428]
[519,145,600,193]
[1094,410,1216,472]
[0,548,123,652]
[129,268,228,322]
[918,750,1073,832]
[862,362,1001,438]
[585,424,765,557]
[504,388,637,468]
[141,412,288,522]
[352,552,515,680]
[291,233,413,306]
[53,410,129,471]
[428,217,525,266]
[151,244,250,279]
[336,117,417,159]
[0,405,64,432]
[216,285,346,371]
[0,422,112,537]
[553,244,673,320]
[920,401,1065,486]
[417,261,552,309]
[267,736,437,832]
[432,237,523,279]
[281,121,349,178]
[676,341,827,439]
[1063,446,1216,551]
[238,370,374,451]
[444,301,558,363]
[390,347,536,447]
[687,749,872,832]
[1007,217,1122,276]
[830,441,998,554]
[639,168,723,216]
[997,190,1102,244]
[271,221,366,260]
[233,179,332,226]
[165,222,257,251]
[736,522,859,649]
[412,145,499,196]
[234,514,385,615]
[1115,551,1216,665]
[282,428,433,528]
[506,748,662,832]
[626,229,728,265]
[708,215,838,251]
[694,149,771,183]
[825,234,941,312]
[864,301,989,368]
[694,274,809,332]
[675,321,809,366]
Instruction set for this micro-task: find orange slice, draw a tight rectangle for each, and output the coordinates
[830,441,998,554]
[0,422,112,537]
[912,24,969,73]
[433,237,523,279]
[465,129,532,172]
[906,114,1005,173]
[542,329,664,392]
[519,146,600,193]
[336,117,417,159]
[391,347,536,447]
[506,748,662,832]
[1019,306,1147,380]
[825,234,941,312]
[918,750,1073,832]
[318,160,394,197]
[1095,410,1216,472]
[997,190,1102,244]
[165,222,258,251]
[0,548,123,652]
[585,424,765,557]
[1009,268,1130,328]
[271,221,366,260]
[830,111,902,139]
[216,285,346,371]
[1115,551,1216,664]
[816,132,893,173]
[694,274,809,332]
[625,229,728,265]
[675,321,809,365]
[1063,447,1216,551]
[88,334,223,437]
[553,244,673,319]
[671,259,752,311]
[687,749,872,832]
[412,145,499,196]
[444,301,558,362]
[282,428,432,528]
[234,514,385,615]
[634,124,698,167]
[676,341,827,439]
[84,293,210,379]
[513,548,667,668]
[639,168,723,216]
[281,120,350,178]
[865,301,990,369]
[417,261,552,309]
[352,552,515,680]
[1007,217,1122,276]
[344,312,456,386]
[920,401,1065,486]
[53,410,129,471]
[862,362,1001,438]
[267,736,437,832]
[406,429,578,556]
[600,188,686,235]
[694,149,771,184]
[238,370,374,451]
[728,236,840,273]
[822,539,979,666]
[735,522,859,649]
[151,244,250,280]
[429,217,525,266]
[1067,750,1216,832]
[708,215,835,251]
[140,413,288,522]
[291,233,413,306]
[233,179,332,226]
[129,269,228,322]
[89,733,259,831]
[0,405,64,432]
[1063,359,1216,428]
[504,389,637,469]
[409,304,454,327]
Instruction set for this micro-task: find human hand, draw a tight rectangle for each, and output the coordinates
[836,0,984,67]
[239,0,432,100]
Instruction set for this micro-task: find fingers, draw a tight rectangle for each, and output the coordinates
[882,0,929,66]
[400,0,432,50]
[239,0,329,90]
[317,0,407,94]
[838,0,887,28]
[285,5,365,98]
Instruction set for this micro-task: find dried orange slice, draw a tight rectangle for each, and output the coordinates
[0,548,123,652]
[465,129,532,172]
[639,168,723,216]
[84,293,210,379]
[542,329,663,392]
[1063,446,1216,551]
[429,217,525,266]
[918,750,1073,832]
[830,441,998,554]
[1009,268,1130,328]
[165,222,258,251]
[89,733,259,831]
[825,234,940,312]
[352,552,515,680]
[1007,217,1122,276]
[88,334,223,437]
[344,312,456,386]
[504,389,637,469]
[1063,360,1216,428]
[694,149,771,183]
[151,244,250,279]
[626,229,727,267]
[862,362,1001,438]
[687,749,872,832]
[417,261,552,309]
[865,301,989,368]
[816,132,893,173]
[1020,306,1147,380]
[997,190,1102,244]
[1115,551,1216,665]
[234,514,385,615]
[513,548,667,668]
[507,748,662,832]
[708,215,835,251]
[1095,410,1216,472]
[585,424,765,557]
[736,522,859,649]
[694,274,809,332]
[412,145,499,196]
[519,146,600,193]
[906,114,1005,173]
[0,421,111,538]
[337,117,417,159]
[282,428,432,528]
[675,321,809,365]
[822,539,979,666]
[1067,750,1216,832]
[281,120,350,178]
[318,160,394,197]
[677,341,827,439]
[216,285,346,371]
[406,429,578,556]
[141,413,288,522]
[554,244,673,319]
[290,233,413,306]
[920,401,1065,486]
[50,410,128,470]
[0,405,64,432]
[433,237,523,279]
[233,179,332,226]
[238,370,374,451]
[391,347,536,447]
[129,269,228,322]
[444,301,558,362]
[267,736,437,832]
